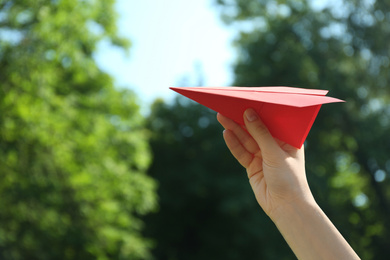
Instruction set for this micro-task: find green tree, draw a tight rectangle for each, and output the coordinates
[0,1,156,259]
[145,0,390,259]
[215,0,390,258]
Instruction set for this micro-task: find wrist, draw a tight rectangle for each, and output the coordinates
[268,196,360,260]
[269,196,318,225]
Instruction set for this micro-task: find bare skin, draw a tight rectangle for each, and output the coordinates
[217,109,360,260]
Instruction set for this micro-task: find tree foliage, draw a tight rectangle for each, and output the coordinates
[216,0,390,258]
[146,0,390,259]
[0,1,156,259]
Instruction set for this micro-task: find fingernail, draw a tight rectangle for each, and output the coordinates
[245,109,258,122]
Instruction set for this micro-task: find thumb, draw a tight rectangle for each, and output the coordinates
[243,108,282,158]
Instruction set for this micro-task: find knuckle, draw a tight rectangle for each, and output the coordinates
[251,121,269,137]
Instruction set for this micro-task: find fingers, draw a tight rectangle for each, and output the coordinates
[243,108,283,159]
[217,113,260,154]
[275,138,298,154]
[223,129,254,168]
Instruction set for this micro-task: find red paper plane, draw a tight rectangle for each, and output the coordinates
[170,86,344,148]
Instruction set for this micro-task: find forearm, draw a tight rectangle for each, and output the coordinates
[271,200,360,260]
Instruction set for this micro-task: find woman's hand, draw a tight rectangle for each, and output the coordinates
[217,108,315,220]
[217,109,360,260]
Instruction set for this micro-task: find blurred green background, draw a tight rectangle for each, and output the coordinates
[1,0,390,259]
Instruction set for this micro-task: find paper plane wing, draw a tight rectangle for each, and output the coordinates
[170,86,344,148]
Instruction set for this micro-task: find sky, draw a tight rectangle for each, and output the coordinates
[94,0,235,109]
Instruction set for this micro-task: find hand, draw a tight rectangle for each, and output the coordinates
[217,109,315,219]
[218,109,360,259]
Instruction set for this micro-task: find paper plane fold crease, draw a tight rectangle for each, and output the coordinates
[170,86,344,148]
